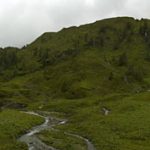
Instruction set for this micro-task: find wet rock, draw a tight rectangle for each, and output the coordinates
[102,107,110,116]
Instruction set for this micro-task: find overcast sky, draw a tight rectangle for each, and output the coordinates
[0,0,150,47]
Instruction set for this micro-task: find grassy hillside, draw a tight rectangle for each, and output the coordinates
[1,17,150,149]
[1,17,150,102]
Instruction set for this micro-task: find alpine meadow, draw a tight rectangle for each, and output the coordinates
[1,17,150,150]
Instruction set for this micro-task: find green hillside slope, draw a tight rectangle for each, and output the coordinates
[1,17,150,100]
[1,17,150,150]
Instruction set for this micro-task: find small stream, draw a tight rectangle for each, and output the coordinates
[19,112,57,150]
[18,111,96,150]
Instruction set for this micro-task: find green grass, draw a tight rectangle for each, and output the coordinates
[0,109,44,150]
[1,17,150,100]
[38,129,87,150]
[1,17,150,150]
[34,92,150,150]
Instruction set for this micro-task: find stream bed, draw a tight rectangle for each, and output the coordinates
[18,111,96,150]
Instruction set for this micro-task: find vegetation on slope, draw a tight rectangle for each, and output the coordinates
[1,17,150,150]
[0,18,150,94]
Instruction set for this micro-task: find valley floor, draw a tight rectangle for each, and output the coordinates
[1,91,150,150]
